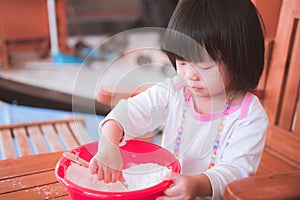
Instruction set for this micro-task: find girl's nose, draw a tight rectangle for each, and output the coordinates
[185,66,200,81]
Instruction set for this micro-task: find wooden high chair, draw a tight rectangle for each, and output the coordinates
[224,0,300,199]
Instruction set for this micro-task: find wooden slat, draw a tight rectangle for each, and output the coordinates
[0,118,82,130]
[255,165,273,175]
[12,127,31,157]
[263,0,299,126]
[0,170,58,194]
[0,129,16,159]
[0,151,63,179]
[294,101,300,135]
[27,125,49,154]
[258,148,297,174]
[40,124,64,151]
[68,120,92,144]
[55,123,79,150]
[0,118,89,159]
[278,20,300,130]
[52,196,71,200]
[266,126,300,168]
[0,182,69,200]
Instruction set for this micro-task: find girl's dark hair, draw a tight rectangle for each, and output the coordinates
[163,0,265,91]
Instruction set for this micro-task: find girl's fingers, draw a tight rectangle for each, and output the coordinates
[159,172,187,199]
[168,172,180,180]
[109,169,124,183]
[89,159,97,174]
[164,184,181,197]
[111,170,119,183]
[89,158,124,183]
[103,166,112,183]
[164,172,181,184]
[163,172,173,180]
[118,172,126,182]
[96,166,104,180]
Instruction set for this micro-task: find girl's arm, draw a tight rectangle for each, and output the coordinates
[90,77,178,183]
[100,119,124,145]
[89,120,125,183]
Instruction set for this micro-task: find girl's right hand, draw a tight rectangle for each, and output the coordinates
[89,119,125,183]
[89,154,125,183]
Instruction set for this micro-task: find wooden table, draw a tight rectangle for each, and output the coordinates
[0,152,71,199]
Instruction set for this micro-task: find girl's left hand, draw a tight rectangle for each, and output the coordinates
[156,172,199,200]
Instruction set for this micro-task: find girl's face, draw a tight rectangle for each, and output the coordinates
[176,59,230,98]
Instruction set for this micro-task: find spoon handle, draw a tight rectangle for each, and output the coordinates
[63,152,90,167]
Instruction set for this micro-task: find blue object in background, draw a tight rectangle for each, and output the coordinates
[51,53,84,64]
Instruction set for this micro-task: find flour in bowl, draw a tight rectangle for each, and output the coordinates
[123,163,171,191]
[66,162,171,192]
[66,162,126,192]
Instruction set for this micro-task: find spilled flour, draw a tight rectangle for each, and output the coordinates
[66,162,171,192]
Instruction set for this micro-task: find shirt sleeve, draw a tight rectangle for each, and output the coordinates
[203,99,268,200]
[100,78,176,138]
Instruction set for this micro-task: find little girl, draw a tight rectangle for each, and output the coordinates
[89,0,268,199]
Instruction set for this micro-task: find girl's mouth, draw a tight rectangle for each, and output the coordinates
[191,86,203,92]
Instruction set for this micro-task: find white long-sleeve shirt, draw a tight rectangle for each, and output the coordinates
[102,76,268,199]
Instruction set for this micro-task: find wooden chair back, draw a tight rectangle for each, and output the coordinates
[261,0,300,170]
[224,1,300,198]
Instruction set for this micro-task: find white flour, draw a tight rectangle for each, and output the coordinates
[66,162,171,192]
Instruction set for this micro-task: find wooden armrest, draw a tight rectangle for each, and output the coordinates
[224,170,300,200]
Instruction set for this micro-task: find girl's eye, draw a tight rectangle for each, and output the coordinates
[196,63,216,70]
[177,61,186,65]
[199,65,215,70]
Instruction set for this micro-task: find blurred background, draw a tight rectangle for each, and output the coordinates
[0,0,180,146]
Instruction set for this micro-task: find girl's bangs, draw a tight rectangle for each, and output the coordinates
[162,29,212,67]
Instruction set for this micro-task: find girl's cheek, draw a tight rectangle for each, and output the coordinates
[176,67,185,76]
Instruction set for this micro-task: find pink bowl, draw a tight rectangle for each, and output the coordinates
[55,139,181,200]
